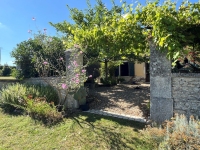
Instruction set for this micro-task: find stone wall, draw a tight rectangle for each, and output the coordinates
[0,80,20,89]
[150,41,200,123]
[172,73,200,118]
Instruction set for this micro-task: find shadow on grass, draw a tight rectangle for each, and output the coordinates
[70,112,154,150]
[0,104,63,127]
[0,104,25,116]
[72,111,145,129]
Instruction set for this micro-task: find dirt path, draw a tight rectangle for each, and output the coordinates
[88,84,150,119]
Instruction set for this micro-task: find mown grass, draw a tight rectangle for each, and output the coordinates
[0,76,16,80]
[0,110,155,150]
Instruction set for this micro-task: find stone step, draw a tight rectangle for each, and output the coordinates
[84,109,146,123]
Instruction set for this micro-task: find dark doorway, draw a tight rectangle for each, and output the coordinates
[145,63,150,82]
[121,62,129,76]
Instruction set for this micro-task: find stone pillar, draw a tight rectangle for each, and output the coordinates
[149,40,173,124]
[65,49,83,66]
[65,50,71,66]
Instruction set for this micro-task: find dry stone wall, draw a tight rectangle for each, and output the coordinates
[150,41,200,123]
[172,73,200,118]
[0,80,20,89]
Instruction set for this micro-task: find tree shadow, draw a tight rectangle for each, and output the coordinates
[88,84,150,119]
[0,104,25,116]
[0,104,63,127]
[70,112,154,149]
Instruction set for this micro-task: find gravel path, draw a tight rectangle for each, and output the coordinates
[87,83,150,119]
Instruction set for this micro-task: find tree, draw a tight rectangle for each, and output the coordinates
[11,35,65,78]
[0,64,11,76]
[133,0,200,61]
[50,0,148,78]
[51,0,200,75]
[11,40,41,78]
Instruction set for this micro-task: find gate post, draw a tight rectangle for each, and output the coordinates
[149,41,173,124]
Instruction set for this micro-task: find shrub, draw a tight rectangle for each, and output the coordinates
[0,83,28,109]
[0,83,59,108]
[1,65,11,76]
[142,114,200,149]
[25,84,59,105]
[11,68,24,79]
[100,62,119,79]
[100,77,117,86]
[26,98,63,125]
[117,77,125,83]
[0,83,61,125]
[85,62,100,82]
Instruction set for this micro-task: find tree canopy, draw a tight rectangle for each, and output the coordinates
[51,0,200,64]
[50,0,150,78]
[11,35,65,78]
[50,0,148,64]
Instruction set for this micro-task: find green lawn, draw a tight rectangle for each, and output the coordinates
[0,110,154,150]
[0,76,16,80]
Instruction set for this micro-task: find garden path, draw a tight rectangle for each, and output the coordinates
[87,83,150,122]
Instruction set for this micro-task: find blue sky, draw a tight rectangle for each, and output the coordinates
[0,0,198,66]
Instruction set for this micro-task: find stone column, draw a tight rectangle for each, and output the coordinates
[65,50,71,67]
[65,49,83,66]
[149,40,173,124]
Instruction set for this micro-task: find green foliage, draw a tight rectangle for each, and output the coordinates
[11,40,40,78]
[117,77,125,83]
[26,98,63,125]
[73,86,87,105]
[100,61,118,79]
[100,77,117,86]
[136,0,200,60]
[50,0,148,78]
[11,68,24,79]
[85,62,100,83]
[142,114,200,149]
[1,65,11,76]
[11,35,65,78]
[0,83,28,108]
[51,0,200,64]
[0,83,61,125]
[26,84,60,105]
[0,83,59,108]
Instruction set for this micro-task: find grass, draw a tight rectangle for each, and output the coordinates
[0,110,154,150]
[0,76,17,80]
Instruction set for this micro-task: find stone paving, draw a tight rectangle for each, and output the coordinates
[85,109,147,123]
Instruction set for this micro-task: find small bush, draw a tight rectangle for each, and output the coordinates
[26,98,63,125]
[100,77,117,86]
[0,83,61,125]
[142,114,200,149]
[11,68,24,79]
[1,65,11,76]
[117,77,125,83]
[0,83,59,108]
[0,83,28,109]
[26,84,59,105]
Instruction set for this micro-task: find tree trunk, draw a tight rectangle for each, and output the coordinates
[105,59,108,79]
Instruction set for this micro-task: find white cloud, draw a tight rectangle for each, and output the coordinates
[0,22,6,28]
[0,22,4,27]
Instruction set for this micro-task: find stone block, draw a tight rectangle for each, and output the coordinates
[150,97,173,124]
[149,41,171,77]
[150,77,171,98]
